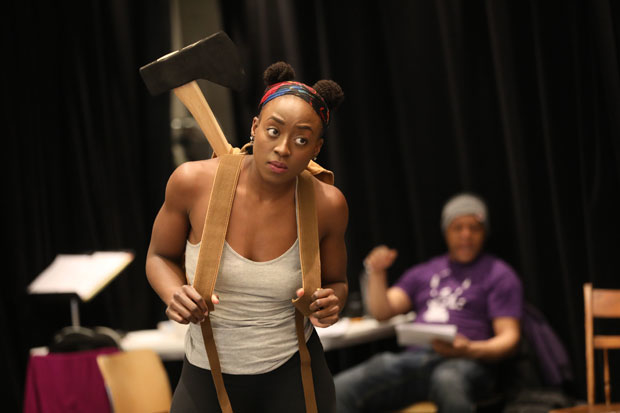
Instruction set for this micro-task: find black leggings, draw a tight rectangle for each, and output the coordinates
[170,331,336,412]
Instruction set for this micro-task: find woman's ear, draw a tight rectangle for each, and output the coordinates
[314,138,324,158]
[250,116,259,137]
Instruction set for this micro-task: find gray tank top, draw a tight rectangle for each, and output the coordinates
[184,238,313,374]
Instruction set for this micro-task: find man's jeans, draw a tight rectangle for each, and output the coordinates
[334,349,496,413]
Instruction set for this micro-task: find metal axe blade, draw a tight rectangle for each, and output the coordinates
[139,31,245,96]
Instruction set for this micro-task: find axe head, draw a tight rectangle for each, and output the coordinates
[140,31,245,95]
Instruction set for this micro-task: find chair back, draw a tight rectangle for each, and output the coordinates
[584,283,620,405]
[97,349,172,413]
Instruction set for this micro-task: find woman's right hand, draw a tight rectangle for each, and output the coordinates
[165,285,220,324]
[364,245,398,274]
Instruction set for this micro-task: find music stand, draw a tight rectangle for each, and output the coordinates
[28,251,134,328]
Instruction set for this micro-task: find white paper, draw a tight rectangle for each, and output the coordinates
[28,251,134,301]
[395,323,457,347]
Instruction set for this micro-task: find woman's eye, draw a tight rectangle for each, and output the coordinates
[267,127,279,137]
[294,137,308,145]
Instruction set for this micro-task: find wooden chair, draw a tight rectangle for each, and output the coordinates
[97,349,172,413]
[395,394,505,413]
[396,401,437,412]
[551,283,620,412]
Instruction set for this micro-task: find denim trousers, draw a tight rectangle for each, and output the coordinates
[333,349,496,413]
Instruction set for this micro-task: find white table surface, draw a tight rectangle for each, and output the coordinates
[120,313,415,360]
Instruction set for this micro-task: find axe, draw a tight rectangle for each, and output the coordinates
[139,31,245,156]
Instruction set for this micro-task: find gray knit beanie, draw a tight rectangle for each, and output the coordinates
[441,193,489,232]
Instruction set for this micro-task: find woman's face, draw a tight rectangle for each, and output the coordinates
[251,95,324,184]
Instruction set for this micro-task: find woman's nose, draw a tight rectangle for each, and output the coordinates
[274,137,291,156]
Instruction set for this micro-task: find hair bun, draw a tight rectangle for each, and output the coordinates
[263,62,296,86]
[313,80,344,111]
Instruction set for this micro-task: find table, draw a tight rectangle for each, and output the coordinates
[120,322,187,361]
[314,313,415,351]
[120,313,415,360]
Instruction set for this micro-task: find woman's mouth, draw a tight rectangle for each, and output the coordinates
[268,161,288,174]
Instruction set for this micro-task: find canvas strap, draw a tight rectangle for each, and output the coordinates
[193,154,243,412]
[193,154,321,413]
[292,169,322,316]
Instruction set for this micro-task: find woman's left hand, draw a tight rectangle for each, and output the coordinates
[296,288,341,327]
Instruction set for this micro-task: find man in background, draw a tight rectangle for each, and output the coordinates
[335,193,523,413]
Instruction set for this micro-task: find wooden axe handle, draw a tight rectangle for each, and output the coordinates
[173,81,233,157]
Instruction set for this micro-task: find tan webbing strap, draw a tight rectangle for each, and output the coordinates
[193,154,243,413]
[200,318,232,412]
[193,154,244,311]
[292,170,321,413]
[296,309,318,413]
[292,170,322,317]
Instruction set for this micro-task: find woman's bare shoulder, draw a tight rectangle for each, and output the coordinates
[174,158,218,178]
[313,178,348,220]
[165,158,220,201]
[315,177,346,201]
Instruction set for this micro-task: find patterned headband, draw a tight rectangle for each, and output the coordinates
[258,81,330,128]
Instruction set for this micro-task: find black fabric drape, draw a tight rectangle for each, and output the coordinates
[220,0,620,402]
[5,0,620,409]
[5,1,171,410]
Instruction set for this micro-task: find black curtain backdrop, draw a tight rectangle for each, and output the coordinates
[5,1,171,410]
[4,0,620,410]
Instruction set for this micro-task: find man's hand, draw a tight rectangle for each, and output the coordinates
[166,284,219,324]
[431,318,521,361]
[296,288,341,327]
[432,334,471,358]
[364,245,398,273]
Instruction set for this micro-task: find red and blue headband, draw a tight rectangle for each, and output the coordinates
[258,81,330,128]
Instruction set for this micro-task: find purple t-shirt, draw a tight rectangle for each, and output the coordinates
[394,253,522,341]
